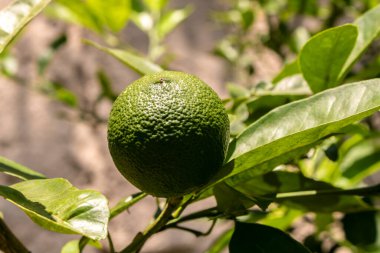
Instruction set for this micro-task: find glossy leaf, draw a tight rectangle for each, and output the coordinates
[86,40,163,75]
[0,156,46,180]
[222,79,380,182]
[0,178,109,240]
[228,171,370,212]
[299,24,358,93]
[340,4,380,80]
[229,222,311,253]
[0,0,52,54]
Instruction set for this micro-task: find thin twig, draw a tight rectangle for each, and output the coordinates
[0,217,30,253]
[119,197,183,253]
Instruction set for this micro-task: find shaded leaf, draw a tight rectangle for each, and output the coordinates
[0,156,46,180]
[0,178,109,240]
[228,171,371,212]
[0,0,52,54]
[299,24,358,93]
[86,40,163,75]
[339,135,380,185]
[229,222,311,253]
[343,211,378,247]
[213,183,256,215]
[222,79,380,182]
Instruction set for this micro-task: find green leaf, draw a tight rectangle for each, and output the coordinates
[339,135,380,186]
[340,5,380,81]
[86,40,163,75]
[299,24,358,93]
[157,6,192,39]
[0,178,109,240]
[272,60,300,84]
[228,171,371,212]
[229,222,311,253]
[61,239,102,253]
[47,0,103,33]
[213,183,256,215]
[205,229,233,253]
[222,79,380,182]
[87,0,131,32]
[143,0,168,12]
[0,0,52,54]
[110,192,147,219]
[0,156,46,180]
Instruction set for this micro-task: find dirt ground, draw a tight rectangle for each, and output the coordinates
[0,1,284,252]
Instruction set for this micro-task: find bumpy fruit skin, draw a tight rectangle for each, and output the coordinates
[107,71,230,197]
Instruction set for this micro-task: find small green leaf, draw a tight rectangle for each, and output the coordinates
[222,79,380,182]
[157,6,192,39]
[86,40,163,75]
[61,239,101,253]
[272,60,300,84]
[205,229,233,253]
[0,0,52,54]
[0,156,46,180]
[0,178,109,240]
[299,24,358,93]
[229,222,311,253]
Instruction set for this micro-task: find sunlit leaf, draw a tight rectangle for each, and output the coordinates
[299,24,358,93]
[0,0,52,54]
[0,178,109,240]
[220,79,380,183]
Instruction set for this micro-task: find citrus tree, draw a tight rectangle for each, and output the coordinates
[0,1,379,253]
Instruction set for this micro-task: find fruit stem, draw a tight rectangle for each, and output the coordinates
[119,197,183,253]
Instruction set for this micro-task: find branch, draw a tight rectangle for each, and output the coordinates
[0,217,30,253]
[119,197,182,253]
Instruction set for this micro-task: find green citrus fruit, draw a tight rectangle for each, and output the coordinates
[107,71,230,197]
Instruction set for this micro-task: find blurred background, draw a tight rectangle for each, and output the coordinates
[0,0,379,252]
